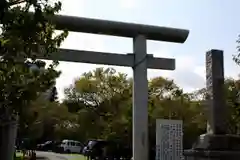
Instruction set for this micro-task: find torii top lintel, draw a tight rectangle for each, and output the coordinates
[52,14,189,43]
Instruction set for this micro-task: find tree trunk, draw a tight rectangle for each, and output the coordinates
[0,120,18,160]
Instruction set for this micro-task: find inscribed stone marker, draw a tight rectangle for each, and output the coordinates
[205,49,227,134]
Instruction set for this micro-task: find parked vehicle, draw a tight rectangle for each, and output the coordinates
[36,141,60,151]
[82,146,88,155]
[82,140,98,156]
[83,139,131,160]
[58,139,83,153]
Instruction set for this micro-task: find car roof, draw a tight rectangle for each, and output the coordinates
[88,139,106,142]
[62,140,82,143]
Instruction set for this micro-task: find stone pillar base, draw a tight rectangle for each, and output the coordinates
[184,134,240,160]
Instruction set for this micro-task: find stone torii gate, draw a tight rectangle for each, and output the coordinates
[42,15,189,160]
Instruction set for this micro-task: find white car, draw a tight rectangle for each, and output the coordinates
[60,139,83,153]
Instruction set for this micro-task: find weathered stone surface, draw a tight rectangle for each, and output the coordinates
[184,134,240,159]
[205,50,227,134]
[191,134,240,150]
[184,149,240,160]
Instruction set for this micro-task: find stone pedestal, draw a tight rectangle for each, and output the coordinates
[184,134,240,160]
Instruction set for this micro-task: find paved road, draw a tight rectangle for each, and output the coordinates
[36,151,84,160]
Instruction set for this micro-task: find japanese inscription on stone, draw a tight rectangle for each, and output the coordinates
[205,50,227,134]
[206,52,213,100]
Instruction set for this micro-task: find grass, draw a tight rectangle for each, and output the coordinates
[15,152,23,160]
[16,151,85,160]
[62,153,85,160]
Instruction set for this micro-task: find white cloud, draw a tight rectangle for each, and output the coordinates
[147,49,206,92]
[118,0,138,9]
[59,0,85,16]
[60,33,105,51]
[56,32,108,100]
[54,0,105,100]
[55,35,207,100]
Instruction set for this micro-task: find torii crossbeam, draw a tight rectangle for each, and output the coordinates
[37,15,190,160]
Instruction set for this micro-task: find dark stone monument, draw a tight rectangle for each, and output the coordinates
[184,49,240,160]
[205,49,227,134]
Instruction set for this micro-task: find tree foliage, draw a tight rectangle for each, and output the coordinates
[18,67,240,150]
[0,0,68,122]
[63,67,207,148]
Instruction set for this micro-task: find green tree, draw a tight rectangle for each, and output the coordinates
[233,35,240,65]
[230,36,240,133]
[64,67,207,149]
[148,77,206,149]
[20,97,75,143]
[62,100,86,113]
[0,0,68,158]
[224,78,240,134]
[64,67,132,142]
[192,78,240,135]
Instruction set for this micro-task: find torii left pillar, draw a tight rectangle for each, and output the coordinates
[133,35,148,160]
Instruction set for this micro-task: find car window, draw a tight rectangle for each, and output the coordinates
[88,141,93,146]
[88,141,96,149]
[76,142,81,146]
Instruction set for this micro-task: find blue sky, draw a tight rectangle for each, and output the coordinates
[54,0,240,99]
